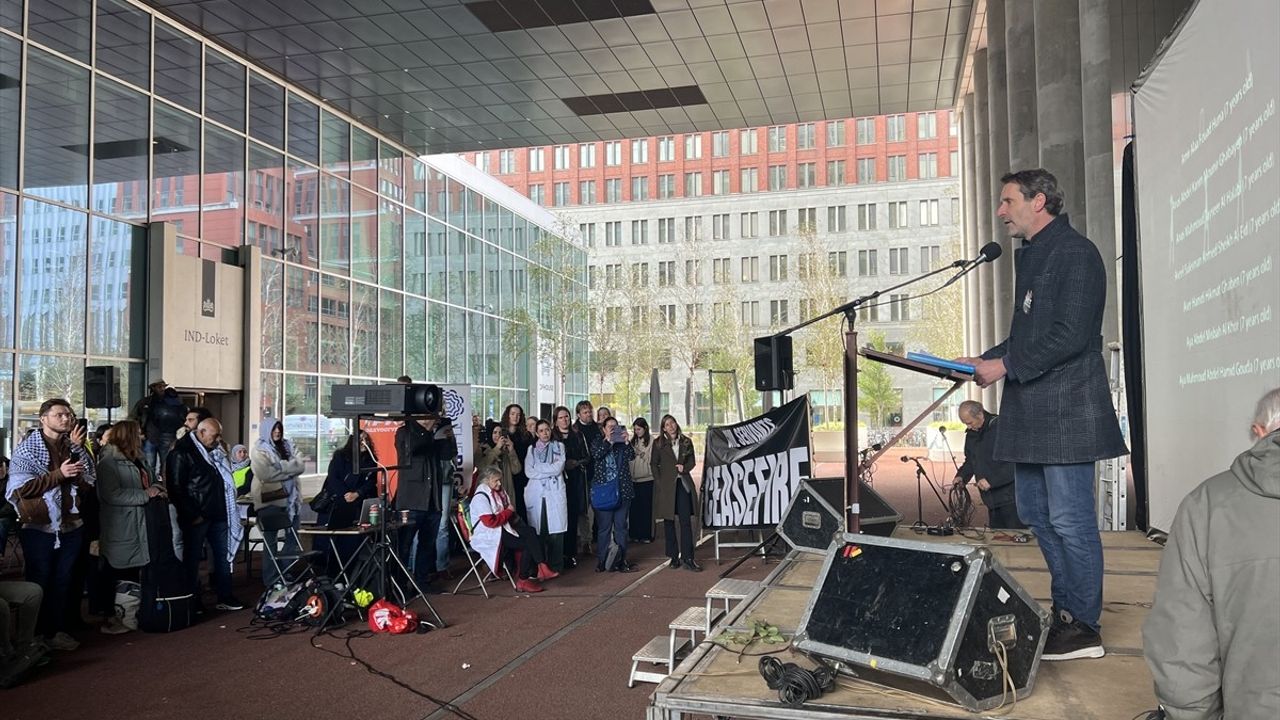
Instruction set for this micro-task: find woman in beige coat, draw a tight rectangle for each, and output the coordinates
[651,415,701,571]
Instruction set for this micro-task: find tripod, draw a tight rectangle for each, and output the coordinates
[905,457,951,532]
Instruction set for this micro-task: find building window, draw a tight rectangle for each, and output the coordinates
[553,181,570,206]
[857,157,876,184]
[658,304,676,328]
[740,256,759,283]
[685,303,702,328]
[605,141,622,166]
[658,260,675,286]
[712,257,731,284]
[658,173,676,199]
[631,176,649,201]
[475,151,490,172]
[684,134,703,159]
[827,160,846,186]
[631,262,650,286]
[768,165,787,191]
[601,222,621,247]
[890,293,911,321]
[769,254,788,282]
[740,300,760,326]
[579,222,596,248]
[888,155,907,182]
[684,215,703,241]
[798,207,817,233]
[604,264,621,288]
[579,180,597,205]
[827,205,847,232]
[858,304,879,323]
[588,265,598,289]
[712,131,730,157]
[796,123,816,149]
[740,128,758,154]
[579,143,597,168]
[918,152,938,179]
[857,203,877,230]
[498,149,516,174]
[554,145,571,170]
[740,167,759,193]
[797,253,817,279]
[918,111,937,139]
[889,247,909,275]
[768,210,787,236]
[952,197,962,225]
[529,184,545,205]
[767,126,787,152]
[858,249,878,277]
[529,147,545,172]
[658,136,676,161]
[919,245,941,271]
[919,199,939,226]
[798,162,816,188]
[741,212,759,238]
[712,169,730,195]
[889,201,908,229]
[685,260,702,285]
[632,139,649,163]
[828,251,848,278]
[770,299,789,325]
[631,219,649,245]
[604,178,621,203]
[658,217,676,244]
[684,172,702,197]
[951,150,960,177]
[856,117,876,145]
[712,213,730,240]
[887,114,907,142]
[827,120,847,147]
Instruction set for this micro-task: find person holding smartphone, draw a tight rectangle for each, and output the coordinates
[589,417,636,573]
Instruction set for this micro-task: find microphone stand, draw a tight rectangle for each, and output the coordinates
[905,457,951,530]
[772,257,977,533]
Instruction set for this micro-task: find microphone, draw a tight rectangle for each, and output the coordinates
[900,455,926,463]
[941,242,1003,288]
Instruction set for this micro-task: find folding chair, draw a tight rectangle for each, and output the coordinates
[256,507,324,585]
[450,502,515,597]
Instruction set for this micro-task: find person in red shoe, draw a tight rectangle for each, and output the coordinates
[467,466,558,594]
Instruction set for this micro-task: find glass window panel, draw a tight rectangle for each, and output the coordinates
[428,219,447,297]
[287,93,319,165]
[247,143,284,255]
[498,250,513,313]
[449,228,466,302]
[1,0,20,31]
[320,175,349,274]
[466,235,482,309]
[404,295,426,380]
[154,22,200,112]
[378,143,403,202]
[93,79,150,220]
[350,126,377,190]
[319,274,349,375]
[205,49,245,131]
[29,0,92,63]
[350,185,377,282]
[467,311,483,387]
[410,158,427,213]
[1,193,15,349]
[285,265,318,372]
[24,50,90,208]
[321,111,349,178]
[286,159,319,267]
[0,36,19,190]
[447,177,464,228]
[405,211,426,295]
[379,290,403,379]
[484,241,498,311]
[88,217,145,358]
[248,72,284,148]
[96,0,150,89]
[428,167,446,219]
[19,199,87,353]
[259,370,282,425]
[427,300,446,381]
[202,125,245,247]
[317,376,350,472]
[465,189,481,237]
[483,315,498,387]
[260,258,283,370]
[0,351,12,444]
[284,374,318,475]
[379,198,402,288]
[17,354,84,428]
[151,103,200,232]
[350,282,378,377]
[446,306,465,383]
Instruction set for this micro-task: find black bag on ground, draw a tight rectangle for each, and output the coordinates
[138,497,196,633]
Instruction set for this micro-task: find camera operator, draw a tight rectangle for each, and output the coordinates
[394,412,457,593]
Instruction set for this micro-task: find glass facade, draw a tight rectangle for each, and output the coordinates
[0,0,587,455]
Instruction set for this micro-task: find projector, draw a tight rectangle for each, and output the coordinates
[330,383,443,416]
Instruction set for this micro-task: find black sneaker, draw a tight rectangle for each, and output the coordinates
[1041,618,1105,660]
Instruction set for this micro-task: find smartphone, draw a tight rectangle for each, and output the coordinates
[611,426,625,443]
[74,418,89,435]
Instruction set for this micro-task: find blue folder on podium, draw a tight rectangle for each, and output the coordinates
[905,352,975,375]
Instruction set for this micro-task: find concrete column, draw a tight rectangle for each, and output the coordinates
[1079,0,1119,345]
[961,97,980,365]
[1034,0,1087,228]
[1006,3,1039,170]
[972,49,997,408]
[986,0,1012,406]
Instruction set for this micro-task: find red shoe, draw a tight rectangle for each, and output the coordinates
[536,563,560,581]
[515,578,544,593]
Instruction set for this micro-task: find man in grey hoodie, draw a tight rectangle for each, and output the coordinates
[1143,387,1280,720]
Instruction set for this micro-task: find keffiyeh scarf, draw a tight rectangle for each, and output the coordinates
[5,429,96,548]
[192,439,244,568]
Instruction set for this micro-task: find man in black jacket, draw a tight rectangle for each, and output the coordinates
[952,401,1023,530]
[394,414,457,592]
[958,168,1127,662]
[166,418,243,611]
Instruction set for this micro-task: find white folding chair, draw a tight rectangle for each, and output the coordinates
[450,505,515,597]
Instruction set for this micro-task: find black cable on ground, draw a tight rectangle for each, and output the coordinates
[758,656,835,708]
[948,481,976,529]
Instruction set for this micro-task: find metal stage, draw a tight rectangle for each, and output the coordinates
[648,528,1162,720]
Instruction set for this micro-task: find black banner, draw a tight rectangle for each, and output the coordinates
[701,396,812,529]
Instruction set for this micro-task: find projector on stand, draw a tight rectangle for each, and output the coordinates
[329,383,443,416]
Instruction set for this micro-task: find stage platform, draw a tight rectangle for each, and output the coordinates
[648,528,1162,719]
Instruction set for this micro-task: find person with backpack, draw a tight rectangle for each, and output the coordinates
[250,418,306,589]
[589,416,636,573]
[96,420,165,634]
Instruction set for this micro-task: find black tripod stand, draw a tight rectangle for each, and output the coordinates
[904,456,952,532]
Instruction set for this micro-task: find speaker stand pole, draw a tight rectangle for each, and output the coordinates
[843,317,861,533]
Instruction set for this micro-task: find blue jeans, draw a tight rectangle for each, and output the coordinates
[183,519,234,603]
[1015,462,1104,631]
[21,526,83,637]
[595,501,631,568]
[401,509,441,589]
[435,483,453,573]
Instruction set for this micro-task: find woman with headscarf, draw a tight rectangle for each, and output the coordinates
[628,418,655,544]
[652,415,701,571]
[250,418,305,587]
[524,419,567,571]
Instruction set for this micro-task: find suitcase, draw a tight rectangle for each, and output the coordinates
[137,497,195,633]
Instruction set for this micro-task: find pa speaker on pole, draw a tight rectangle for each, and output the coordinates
[753,335,794,392]
[84,366,121,409]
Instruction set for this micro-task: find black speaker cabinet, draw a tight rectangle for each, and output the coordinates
[753,335,794,391]
[84,365,121,409]
[808,476,901,537]
[778,480,842,553]
[794,533,1050,712]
